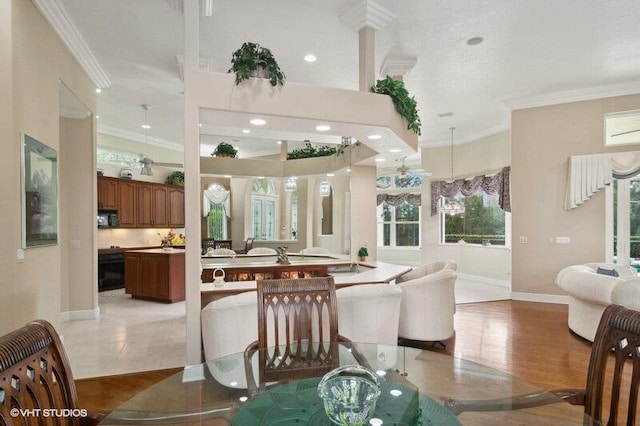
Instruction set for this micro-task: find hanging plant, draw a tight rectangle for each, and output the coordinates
[228,42,286,87]
[371,76,421,135]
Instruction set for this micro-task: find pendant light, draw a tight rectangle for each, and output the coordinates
[140,104,153,176]
[438,127,465,216]
[284,177,297,192]
[319,178,331,197]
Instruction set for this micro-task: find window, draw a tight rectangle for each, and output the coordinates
[441,189,506,245]
[251,178,278,240]
[290,190,298,239]
[205,183,228,239]
[377,174,422,247]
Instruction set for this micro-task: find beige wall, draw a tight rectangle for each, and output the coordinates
[418,131,512,281]
[512,94,640,296]
[1,0,97,334]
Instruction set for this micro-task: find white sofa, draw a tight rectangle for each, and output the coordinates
[395,259,457,283]
[556,263,640,341]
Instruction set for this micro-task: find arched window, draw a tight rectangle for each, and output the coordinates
[251,178,278,240]
[205,183,228,239]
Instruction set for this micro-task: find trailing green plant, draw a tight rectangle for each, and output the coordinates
[228,42,285,87]
[371,76,421,135]
[287,141,361,160]
[212,142,238,158]
[165,171,184,186]
[358,246,368,258]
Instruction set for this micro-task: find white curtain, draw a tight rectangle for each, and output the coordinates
[203,189,230,218]
[564,151,640,210]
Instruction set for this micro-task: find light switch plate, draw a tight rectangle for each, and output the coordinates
[17,249,24,263]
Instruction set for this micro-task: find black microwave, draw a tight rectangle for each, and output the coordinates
[97,212,120,228]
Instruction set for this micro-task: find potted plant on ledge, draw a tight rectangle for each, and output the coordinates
[228,42,286,87]
[212,142,238,158]
[372,76,421,135]
[358,246,368,261]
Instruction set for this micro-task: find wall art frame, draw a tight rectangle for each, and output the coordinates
[21,133,58,248]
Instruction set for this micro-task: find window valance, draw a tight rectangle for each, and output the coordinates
[203,189,230,218]
[564,151,640,210]
[430,166,511,216]
[376,193,421,207]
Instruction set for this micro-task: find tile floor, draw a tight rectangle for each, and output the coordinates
[61,278,510,379]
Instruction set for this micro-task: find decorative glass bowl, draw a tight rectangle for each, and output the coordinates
[317,365,382,426]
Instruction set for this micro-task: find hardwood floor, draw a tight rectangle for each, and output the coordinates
[75,300,593,414]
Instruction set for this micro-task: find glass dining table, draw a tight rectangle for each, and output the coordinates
[100,342,592,425]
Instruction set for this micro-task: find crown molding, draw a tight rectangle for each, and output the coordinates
[421,124,510,148]
[98,123,183,152]
[380,57,417,79]
[504,80,640,111]
[32,0,111,88]
[340,0,395,31]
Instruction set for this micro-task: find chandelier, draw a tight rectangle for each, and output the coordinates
[319,178,331,197]
[438,127,465,216]
[284,177,297,192]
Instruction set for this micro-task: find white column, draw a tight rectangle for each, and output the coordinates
[358,27,375,92]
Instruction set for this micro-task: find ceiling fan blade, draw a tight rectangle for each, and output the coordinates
[611,129,640,137]
[153,162,183,168]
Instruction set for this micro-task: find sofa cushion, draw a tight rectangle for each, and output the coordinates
[557,269,621,304]
[596,267,620,277]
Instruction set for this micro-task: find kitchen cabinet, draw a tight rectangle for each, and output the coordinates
[136,183,168,227]
[167,187,185,227]
[125,249,184,303]
[118,180,136,227]
[97,177,118,210]
[97,176,184,229]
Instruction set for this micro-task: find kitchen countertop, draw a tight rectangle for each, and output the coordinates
[125,248,186,255]
[98,245,185,254]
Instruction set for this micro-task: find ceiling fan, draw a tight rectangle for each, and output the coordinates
[137,155,183,176]
[136,104,183,175]
[379,156,429,176]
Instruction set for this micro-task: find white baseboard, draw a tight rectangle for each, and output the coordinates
[511,292,569,304]
[60,306,100,322]
[457,272,510,289]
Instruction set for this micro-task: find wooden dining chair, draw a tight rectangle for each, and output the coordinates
[213,239,233,250]
[0,320,104,425]
[244,277,367,394]
[444,304,640,425]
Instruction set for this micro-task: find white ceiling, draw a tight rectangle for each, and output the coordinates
[56,0,640,169]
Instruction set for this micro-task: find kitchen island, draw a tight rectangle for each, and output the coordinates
[200,253,411,306]
[125,248,185,303]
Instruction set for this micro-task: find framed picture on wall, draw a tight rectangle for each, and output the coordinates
[21,134,58,248]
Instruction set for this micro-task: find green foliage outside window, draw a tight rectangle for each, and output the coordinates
[443,192,506,245]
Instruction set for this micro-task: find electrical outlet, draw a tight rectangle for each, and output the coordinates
[17,249,24,263]
[519,236,528,244]
[70,240,81,249]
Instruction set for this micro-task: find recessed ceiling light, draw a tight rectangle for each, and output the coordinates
[346,168,351,173]
[389,148,401,153]
[327,173,335,177]
[316,125,331,131]
[242,129,250,134]
[142,124,151,129]
[250,118,266,126]
[257,176,265,179]
[95,88,102,93]
[199,123,202,127]
[276,140,282,145]
[96,115,99,120]
[375,158,386,162]
[368,134,382,140]
[223,175,232,178]
[304,54,317,63]
[466,36,484,46]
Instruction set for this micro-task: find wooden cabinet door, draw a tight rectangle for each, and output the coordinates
[118,180,136,227]
[136,184,153,227]
[152,185,168,227]
[97,177,118,210]
[167,187,185,227]
[124,253,141,296]
[139,255,158,297]
[153,256,170,299]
